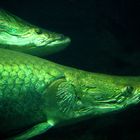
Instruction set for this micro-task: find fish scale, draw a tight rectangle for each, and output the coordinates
[0,49,63,97]
[0,48,65,136]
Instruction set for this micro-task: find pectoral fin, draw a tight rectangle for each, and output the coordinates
[44,78,77,119]
[56,81,76,114]
[9,120,54,140]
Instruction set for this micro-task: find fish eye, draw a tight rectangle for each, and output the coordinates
[35,29,43,34]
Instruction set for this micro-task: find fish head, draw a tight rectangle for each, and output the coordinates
[0,9,71,55]
[73,74,140,118]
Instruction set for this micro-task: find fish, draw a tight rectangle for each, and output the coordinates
[0,9,71,56]
[0,48,139,139]
[0,10,140,140]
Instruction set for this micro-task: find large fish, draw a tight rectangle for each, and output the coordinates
[0,49,140,139]
[0,9,70,56]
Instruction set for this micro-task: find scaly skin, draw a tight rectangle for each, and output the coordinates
[0,9,70,56]
[0,48,140,139]
[0,48,64,136]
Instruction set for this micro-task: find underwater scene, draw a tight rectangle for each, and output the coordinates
[1,0,140,140]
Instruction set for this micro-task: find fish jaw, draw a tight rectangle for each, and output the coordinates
[45,35,71,54]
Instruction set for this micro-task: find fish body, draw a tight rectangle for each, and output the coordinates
[0,49,139,139]
[0,9,70,56]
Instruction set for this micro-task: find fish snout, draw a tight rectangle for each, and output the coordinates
[31,28,71,55]
[48,33,71,47]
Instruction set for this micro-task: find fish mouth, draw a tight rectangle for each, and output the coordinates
[47,37,71,47]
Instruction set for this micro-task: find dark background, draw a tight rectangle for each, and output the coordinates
[1,0,140,140]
